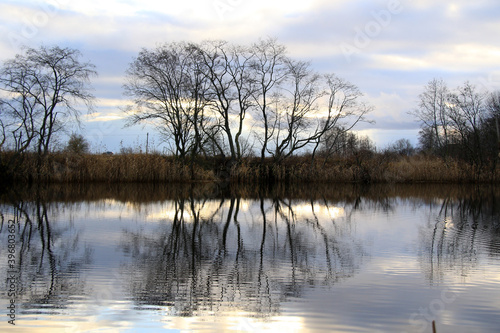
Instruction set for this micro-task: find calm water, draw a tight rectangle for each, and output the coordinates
[1,183,499,333]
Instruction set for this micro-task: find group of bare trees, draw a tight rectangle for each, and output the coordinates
[412,79,500,167]
[6,43,500,175]
[0,46,96,155]
[123,38,372,164]
[0,41,372,165]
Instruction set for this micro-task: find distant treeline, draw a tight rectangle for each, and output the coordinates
[412,79,500,168]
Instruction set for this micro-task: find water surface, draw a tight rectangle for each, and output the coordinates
[1,183,499,332]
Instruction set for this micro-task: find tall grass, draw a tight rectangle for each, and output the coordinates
[1,151,499,184]
[1,152,215,183]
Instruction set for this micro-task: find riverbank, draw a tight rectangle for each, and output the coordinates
[1,151,499,185]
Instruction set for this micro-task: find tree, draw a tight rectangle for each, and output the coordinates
[0,46,97,154]
[197,41,258,163]
[447,82,487,166]
[410,78,450,155]
[65,133,89,154]
[123,39,372,165]
[486,91,500,158]
[0,118,6,150]
[312,73,372,162]
[269,59,324,162]
[413,80,500,167]
[124,42,210,160]
[386,138,415,156]
[250,38,289,162]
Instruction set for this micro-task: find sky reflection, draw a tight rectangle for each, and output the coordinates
[1,184,499,332]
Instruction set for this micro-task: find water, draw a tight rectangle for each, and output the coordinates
[1,183,499,332]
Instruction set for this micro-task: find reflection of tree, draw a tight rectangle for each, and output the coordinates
[121,194,364,318]
[418,189,500,283]
[0,193,90,313]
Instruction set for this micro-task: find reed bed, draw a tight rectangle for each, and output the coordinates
[1,151,499,185]
[1,152,216,183]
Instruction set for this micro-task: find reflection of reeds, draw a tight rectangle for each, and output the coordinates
[2,152,500,184]
[3,181,500,207]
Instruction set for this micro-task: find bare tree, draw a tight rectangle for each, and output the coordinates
[0,113,7,150]
[250,38,289,162]
[385,138,415,156]
[269,63,372,163]
[123,39,372,167]
[447,82,487,166]
[198,41,256,163]
[124,42,210,160]
[312,74,372,162]
[410,78,450,154]
[0,46,97,154]
[486,91,500,157]
[413,80,499,167]
[270,59,324,162]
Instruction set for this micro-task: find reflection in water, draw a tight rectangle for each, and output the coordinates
[0,183,499,332]
[121,196,362,319]
[418,189,500,283]
[0,193,92,316]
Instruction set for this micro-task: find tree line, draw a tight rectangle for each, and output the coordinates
[122,38,372,165]
[412,78,500,168]
[1,42,500,173]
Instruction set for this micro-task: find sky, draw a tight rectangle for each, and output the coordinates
[1,0,500,152]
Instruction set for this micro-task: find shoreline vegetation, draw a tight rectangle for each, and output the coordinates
[1,151,499,185]
[2,44,500,189]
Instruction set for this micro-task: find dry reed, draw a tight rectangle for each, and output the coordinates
[1,151,499,184]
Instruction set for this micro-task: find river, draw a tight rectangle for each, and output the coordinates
[1,183,499,332]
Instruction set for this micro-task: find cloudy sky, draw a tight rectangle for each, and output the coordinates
[1,0,500,152]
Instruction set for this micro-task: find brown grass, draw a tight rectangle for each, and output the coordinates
[1,151,499,184]
[1,152,216,183]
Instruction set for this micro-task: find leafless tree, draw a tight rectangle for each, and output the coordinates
[0,46,96,154]
[250,38,289,162]
[486,91,500,157]
[413,79,499,167]
[447,82,487,165]
[124,42,209,160]
[448,82,485,136]
[410,78,450,154]
[0,117,6,150]
[269,60,324,161]
[197,41,257,163]
[123,39,372,166]
[269,63,372,163]
[312,74,373,162]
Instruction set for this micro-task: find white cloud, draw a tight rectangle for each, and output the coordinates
[369,92,414,120]
[84,111,125,122]
[1,0,499,148]
[366,44,500,73]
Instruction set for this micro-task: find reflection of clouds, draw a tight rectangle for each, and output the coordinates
[164,311,305,332]
[290,201,346,220]
[145,199,346,224]
[145,200,225,222]
[0,309,137,332]
[3,184,500,332]
[66,197,349,230]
